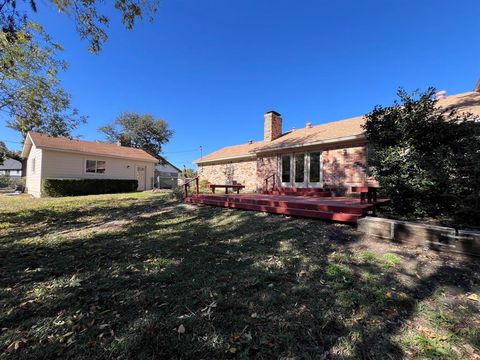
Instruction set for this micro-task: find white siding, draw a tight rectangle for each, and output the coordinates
[39,150,155,195]
[25,145,43,198]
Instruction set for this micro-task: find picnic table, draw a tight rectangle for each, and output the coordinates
[208,184,245,194]
[351,186,378,204]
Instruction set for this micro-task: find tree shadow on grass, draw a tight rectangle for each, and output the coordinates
[0,198,479,359]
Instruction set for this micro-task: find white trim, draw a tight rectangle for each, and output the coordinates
[253,134,366,154]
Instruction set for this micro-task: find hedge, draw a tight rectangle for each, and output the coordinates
[42,178,139,197]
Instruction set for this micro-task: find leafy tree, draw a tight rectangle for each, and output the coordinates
[0,141,7,165]
[100,112,173,159]
[363,88,480,224]
[183,168,197,178]
[1,22,86,139]
[1,0,160,53]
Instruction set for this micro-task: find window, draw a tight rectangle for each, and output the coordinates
[85,160,106,174]
[31,157,36,174]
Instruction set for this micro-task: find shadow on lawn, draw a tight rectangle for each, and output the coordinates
[0,198,479,359]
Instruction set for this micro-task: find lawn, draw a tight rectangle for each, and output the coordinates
[0,192,479,359]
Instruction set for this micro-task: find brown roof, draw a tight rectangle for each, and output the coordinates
[197,141,263,163]
[26,132,158,162]
[436,91,480,117]
[196,91,480,163]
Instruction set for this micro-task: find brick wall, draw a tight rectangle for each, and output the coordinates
[200,159,257,191]
[322,144,377,191]
[256,154,279,189]
[199,143,377,193]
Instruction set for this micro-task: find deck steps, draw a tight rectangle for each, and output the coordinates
[261,187,332,197]
[185,194,366,223]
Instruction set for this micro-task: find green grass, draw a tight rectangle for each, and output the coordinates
[0,192,479,359]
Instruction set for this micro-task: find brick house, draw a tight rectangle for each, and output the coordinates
[196,90,480,193]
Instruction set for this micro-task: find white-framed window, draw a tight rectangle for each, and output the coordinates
[31,157,36,174]
[85,159,106,174]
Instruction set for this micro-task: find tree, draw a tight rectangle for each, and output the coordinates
[363,88,480,224]
[100,112,173,159]
[1,22,86,139]
[1,0,160,53]
[0,141,6,165]
[182,168,197,178]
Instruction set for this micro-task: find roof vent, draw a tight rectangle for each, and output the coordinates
[435,90,447,100]
[306,122,312,129]
[291,127,296,132]
[248,139,253,144]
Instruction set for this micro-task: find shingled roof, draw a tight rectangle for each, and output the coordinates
[196,91,480,164]
[22,132,158,163]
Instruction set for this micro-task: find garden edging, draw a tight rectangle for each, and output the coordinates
[358,217,480,257]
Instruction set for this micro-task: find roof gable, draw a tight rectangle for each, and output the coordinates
[23,132,158,163]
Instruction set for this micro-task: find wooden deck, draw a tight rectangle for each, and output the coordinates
[184,192,390,224]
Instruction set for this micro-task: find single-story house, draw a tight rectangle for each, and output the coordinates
[21,132,158,197]
[0,158,22,177]
[196,89,480,192]
[154,157,182,189]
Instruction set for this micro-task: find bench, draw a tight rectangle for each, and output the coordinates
[208,184,245,194]
[351,186,378,204]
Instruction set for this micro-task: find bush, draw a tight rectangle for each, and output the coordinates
[364,88,480,224]
[43,178,138,197]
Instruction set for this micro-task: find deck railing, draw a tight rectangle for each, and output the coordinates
[264,173,276,192]
[183,176,200,198]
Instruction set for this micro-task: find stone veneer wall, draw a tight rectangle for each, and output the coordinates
[200,158,257,192]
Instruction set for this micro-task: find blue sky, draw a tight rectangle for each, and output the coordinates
[1,0,479,168]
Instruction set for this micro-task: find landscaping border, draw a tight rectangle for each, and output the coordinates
[358,217,480,257]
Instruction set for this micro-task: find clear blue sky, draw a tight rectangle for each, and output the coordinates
[1,0,479,168]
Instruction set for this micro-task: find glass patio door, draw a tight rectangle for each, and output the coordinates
[280,154,292,187]
[307,152,322,187]
[293,153,307,187]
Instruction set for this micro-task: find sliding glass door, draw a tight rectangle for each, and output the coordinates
[280,154,292,187]
[308,151,322,187]
[279,152,323,188]
[293,153,306,187]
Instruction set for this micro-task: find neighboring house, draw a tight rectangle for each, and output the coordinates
[0,158,22,177]
[154,158,182,189]
[21,132,158,198]
[196,90,480,192]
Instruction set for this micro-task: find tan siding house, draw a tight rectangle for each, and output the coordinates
[21,132,158,197]
[196,91,480,193]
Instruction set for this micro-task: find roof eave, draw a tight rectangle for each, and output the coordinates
[37,146,158,163]
[195,154,256,165]
[253,133,367,154]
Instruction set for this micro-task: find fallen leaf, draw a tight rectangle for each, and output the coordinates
[177,324,185,334]
[467,293,479,302]
[6,339,26,353]
[251,313,258,318]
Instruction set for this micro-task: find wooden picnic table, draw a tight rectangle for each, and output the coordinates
[351,186,378,204]
[208,184,245,194]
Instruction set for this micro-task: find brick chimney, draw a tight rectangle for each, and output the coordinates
[264,111,282,142]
